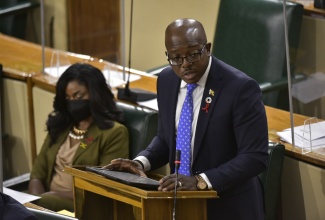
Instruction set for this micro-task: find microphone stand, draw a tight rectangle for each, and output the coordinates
[117,0,157,103]
[40,0,45,74]
[173,150,181,220]
[282,0,295,147]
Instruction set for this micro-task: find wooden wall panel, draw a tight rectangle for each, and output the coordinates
[67,0,120,63]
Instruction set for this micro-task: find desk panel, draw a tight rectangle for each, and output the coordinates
[2,78,32,179]
[282,157,325,220]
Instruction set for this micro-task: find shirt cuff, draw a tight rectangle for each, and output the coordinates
[133,156,151,172]
[200,173,212,190]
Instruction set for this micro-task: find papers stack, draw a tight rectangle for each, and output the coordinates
[276,120,325,155]
[3,187,40,204]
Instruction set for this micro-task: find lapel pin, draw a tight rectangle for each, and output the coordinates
[209,89,215,96]
[202,97,212,113]
[80,142,87,149]
[79,137,93,149]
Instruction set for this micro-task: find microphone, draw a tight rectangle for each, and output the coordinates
[175,150,181,171]
[173,150,181,220]
[117,0,157,103]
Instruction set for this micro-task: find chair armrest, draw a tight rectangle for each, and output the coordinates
[260,73,307,93]
[3,173,30,191]
[260,78,288,93]
[146,65,168,75]
[0,1,39,17]
[292,73,306,82]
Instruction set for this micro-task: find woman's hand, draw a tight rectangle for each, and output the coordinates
[28,179,45,195]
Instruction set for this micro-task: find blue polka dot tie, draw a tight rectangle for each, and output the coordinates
[176,83,198,176]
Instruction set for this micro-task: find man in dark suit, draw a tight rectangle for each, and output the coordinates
[106,18,269,220]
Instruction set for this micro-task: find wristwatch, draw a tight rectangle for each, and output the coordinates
[195,175,208,190]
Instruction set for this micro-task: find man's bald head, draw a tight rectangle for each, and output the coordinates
[164,18,211,84]
[165,18,207,48]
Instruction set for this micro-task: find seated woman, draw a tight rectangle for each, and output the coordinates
[28,63,129,212]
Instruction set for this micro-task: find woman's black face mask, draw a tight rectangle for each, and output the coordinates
[66,99,91,122]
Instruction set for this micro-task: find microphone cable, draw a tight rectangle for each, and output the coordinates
[173,150,181,220]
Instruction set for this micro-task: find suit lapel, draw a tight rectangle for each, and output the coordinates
[162,72,181,150]
[193,58,224,160]
[167,92,179,150]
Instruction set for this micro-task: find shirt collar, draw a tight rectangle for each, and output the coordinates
[180,56,212,89]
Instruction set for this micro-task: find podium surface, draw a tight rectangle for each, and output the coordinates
[64,166,217,220]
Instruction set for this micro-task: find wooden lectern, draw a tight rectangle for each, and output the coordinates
[64,166,217,220]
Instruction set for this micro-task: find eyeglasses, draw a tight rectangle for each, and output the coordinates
[166,43,207,66]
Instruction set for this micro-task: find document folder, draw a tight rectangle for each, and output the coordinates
[86,166,160,190]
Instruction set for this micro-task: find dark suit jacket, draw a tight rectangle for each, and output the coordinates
[139,56,269,220]
[0,192,37,220]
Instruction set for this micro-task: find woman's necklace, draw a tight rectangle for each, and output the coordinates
[69,126,87,140]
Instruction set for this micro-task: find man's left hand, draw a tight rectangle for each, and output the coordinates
[158,174,197,191]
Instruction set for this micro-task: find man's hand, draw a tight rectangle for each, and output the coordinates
[158,174,197,191]
[102,158,147,177]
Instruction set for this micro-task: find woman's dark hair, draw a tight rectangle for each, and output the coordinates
[46,62,125,144]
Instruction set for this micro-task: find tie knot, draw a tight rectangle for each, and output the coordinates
[187,84,198,95]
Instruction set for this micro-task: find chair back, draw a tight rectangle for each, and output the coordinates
[116,102,158,159]
[212,0,304,109]
[0,0,40,39]
[259,142,285,220]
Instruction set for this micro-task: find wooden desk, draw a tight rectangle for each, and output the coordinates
[292,0,325,17]
[0,33,157,92]
[65,166,217,220]
[266,106,325,167]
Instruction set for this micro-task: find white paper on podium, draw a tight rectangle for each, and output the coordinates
[44,66,141,88]
[276,121,325,149]
[3,187,40,204]
[276,131,325,149]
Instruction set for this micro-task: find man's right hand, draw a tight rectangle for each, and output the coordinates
[102,158,147,177]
